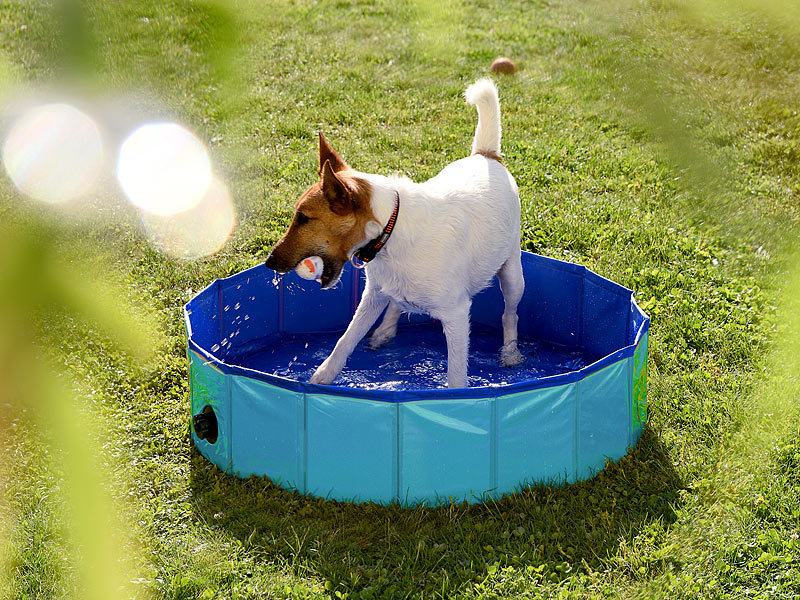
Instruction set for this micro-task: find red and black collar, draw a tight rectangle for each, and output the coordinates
[352,190,399,265]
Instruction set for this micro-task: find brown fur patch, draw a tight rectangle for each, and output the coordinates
[267,171,375,275]
[475,149,503,164]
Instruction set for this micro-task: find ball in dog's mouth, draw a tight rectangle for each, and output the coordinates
[319,254,345,289]
[295,256,324,280]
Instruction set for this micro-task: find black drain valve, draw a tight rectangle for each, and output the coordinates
[193,405,218,444]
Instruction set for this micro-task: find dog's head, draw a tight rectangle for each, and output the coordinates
[265,133,376,289]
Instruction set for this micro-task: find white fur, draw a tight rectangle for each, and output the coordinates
[310,79,524,388]
[464,78,502,156]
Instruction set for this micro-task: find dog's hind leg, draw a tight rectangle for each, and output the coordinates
[310,285,390,385]
[498,254,525,367]
[369,300,402,349]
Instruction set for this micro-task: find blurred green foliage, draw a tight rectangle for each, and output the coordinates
[0,214,158,599]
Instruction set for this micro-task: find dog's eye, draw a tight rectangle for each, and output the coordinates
[295,212,311,225]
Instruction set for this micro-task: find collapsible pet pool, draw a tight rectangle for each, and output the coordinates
[185,251,648,506]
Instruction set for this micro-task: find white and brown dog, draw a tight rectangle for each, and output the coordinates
[265,79,524,388]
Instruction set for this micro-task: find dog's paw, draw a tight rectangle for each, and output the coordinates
[309,362,337,385]
[500,342,525,367]
[368,329,395,350]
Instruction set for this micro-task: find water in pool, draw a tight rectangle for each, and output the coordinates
[237,322,601,390]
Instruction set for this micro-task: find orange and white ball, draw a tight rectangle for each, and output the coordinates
[295,256,323,280]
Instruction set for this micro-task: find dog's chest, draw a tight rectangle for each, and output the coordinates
[366,266,440,315]
[378,280,432,315]
[392,297,428,314]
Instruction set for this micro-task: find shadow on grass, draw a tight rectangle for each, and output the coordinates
[188,426,681,596]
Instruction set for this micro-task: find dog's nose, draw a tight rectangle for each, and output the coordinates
[265,253,278,271]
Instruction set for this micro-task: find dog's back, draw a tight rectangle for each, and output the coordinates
[366,79,521,305]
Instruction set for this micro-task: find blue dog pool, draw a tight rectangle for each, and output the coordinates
[185,251,648,505]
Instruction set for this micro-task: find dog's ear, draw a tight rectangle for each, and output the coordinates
[321,159,353,215]
[318,132,348,174]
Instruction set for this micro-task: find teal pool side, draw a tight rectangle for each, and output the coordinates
[188,328,649,506]
[187,253,650,506]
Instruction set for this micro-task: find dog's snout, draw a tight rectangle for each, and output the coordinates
[265,248,296,274]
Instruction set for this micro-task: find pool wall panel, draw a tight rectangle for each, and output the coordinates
[517,255,582,348]
[632,331,648,443]
[576,360,630,480]
[283,269,360,334]
[306,393,396,503]
[218,273,279,361]
[400,399,493,505]
[470,277,504,331]
[581,272,630,359]
[186,281,223,353]
[230,377,304,489]
[496,384,575,490]
[190,351,232,471]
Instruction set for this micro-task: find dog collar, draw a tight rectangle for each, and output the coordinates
[352,191,399,266]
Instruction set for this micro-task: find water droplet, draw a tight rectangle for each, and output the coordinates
[234,302,240,310]
[211,343,220,352]
[244,315,250,321]
[224,305,230,311]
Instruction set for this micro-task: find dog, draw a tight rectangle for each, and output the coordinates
[264,79,524,388]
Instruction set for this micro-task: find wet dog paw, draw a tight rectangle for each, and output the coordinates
[309,364,337,385]
[368,329,395,349]
[500,342,525,367]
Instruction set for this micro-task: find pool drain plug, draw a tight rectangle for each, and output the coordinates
[193,405,218,444]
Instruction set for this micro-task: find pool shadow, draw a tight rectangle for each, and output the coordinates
[188,426,683,596]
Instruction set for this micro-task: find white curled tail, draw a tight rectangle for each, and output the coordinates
[464,78,502,157]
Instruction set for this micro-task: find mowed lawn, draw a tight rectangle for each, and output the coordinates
[1,0,799,599]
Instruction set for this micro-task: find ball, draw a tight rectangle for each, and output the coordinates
[295,256,323,280]
[490,57,516,74]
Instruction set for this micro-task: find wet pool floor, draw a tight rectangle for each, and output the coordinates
[237,322,600,391]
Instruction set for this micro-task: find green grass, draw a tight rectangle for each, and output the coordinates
[1,0,800,598]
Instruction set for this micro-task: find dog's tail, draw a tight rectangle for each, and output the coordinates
[464,78,502,158]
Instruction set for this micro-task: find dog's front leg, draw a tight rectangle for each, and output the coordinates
[434,300,472,389]
[309,286,390,385]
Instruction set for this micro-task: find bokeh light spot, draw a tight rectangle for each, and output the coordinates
[141,177,235,259]
[117,122,211,216]
[2,103,103,204]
